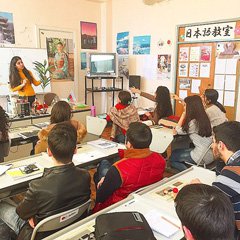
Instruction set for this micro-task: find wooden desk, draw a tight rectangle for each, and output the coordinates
[44,167,216,240]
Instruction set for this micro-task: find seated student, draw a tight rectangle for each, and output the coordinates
[35,100,86,154]
[0,122,91,240]
[0,106,10,162]
[130,86,173,125]
[170,95,213,172]
[107,90,140,143]
[203,89,227,128]
[94,122,166,212]
[175,184,235,240]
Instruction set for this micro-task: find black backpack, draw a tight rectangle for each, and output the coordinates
[95,212,156,240]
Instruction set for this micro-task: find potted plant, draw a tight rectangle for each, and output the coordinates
[33,60,53,91]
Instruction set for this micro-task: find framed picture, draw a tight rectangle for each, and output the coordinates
[80,21,97,49]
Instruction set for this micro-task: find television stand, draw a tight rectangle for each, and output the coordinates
[85,76,124,106]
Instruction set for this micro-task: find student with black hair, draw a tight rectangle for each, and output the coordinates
[175,184,235,240]
[0,106,10,162]
[130,86,173,124]
[94,122,166,212]
[170,95,213,172]
[0,122,91,240]
[106,90,140,143]
[9,56,41,107]
[203,89,227,127]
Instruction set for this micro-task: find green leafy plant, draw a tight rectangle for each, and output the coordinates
[33,60,53,91]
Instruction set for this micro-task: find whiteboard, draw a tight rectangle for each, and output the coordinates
[0,47,51,96]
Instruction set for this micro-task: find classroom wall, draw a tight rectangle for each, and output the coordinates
[108,0,240,120]
[0,0,103,104]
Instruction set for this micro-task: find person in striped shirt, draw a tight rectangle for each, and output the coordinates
[211,121,240,236]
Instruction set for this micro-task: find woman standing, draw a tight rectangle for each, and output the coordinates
[170,95,213,172]
[130,86,173,124]
[9,56,41,107]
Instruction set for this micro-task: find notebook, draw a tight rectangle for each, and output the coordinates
[18,130,39,139]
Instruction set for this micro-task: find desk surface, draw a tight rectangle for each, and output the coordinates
[0,140,123,199]
[44,166,216,240]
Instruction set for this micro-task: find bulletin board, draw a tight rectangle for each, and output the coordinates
[0,47,50,96]
[175,19,240,120]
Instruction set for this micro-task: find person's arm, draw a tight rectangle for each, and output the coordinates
[11,80,27,92]
[130,87,156,102]
[96,166,122,203]
[29,71,41,86]
[16,182,38,220]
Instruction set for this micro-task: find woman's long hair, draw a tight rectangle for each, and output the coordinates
[205,89,226,113]
[0,106,9,140]
[183,95,212,137]
[9,56,33,88]
[155,86,173,119]
[50,101,72,124]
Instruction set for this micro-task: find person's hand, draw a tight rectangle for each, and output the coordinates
[145,112,151,117]
[190,178,201,184]
[130,87,141,94]
[97,177,105,189]
[22,79,27,85]
[28,218,35,228]
[172,128,178,135]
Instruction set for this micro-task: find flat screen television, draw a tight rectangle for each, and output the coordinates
[87,53,118,77]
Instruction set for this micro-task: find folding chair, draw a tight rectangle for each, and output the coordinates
[30,199,91,240]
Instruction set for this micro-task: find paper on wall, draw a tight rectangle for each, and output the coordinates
[215,58,226,74]
[225,59,238,74]
[179,90,188,100]
[191,79,201,94]
[178,63,188,77]
[214,75,225,90]
[190,47,200,61]
[217,90,224,104]
[225,75,236,91]
[189,63,199,77]
[179,47,189,61]
[224,91,235,107]
[200,63,210,78]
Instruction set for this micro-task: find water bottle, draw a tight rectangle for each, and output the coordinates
[91,105,96,117]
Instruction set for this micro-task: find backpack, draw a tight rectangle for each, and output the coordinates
[95,212,156,240]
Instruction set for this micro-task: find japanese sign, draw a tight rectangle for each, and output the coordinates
[184,22,236,41]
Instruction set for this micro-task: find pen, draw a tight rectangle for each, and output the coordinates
[161,216,180,229]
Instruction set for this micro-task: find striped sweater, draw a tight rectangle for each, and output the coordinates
[212,150,240,230]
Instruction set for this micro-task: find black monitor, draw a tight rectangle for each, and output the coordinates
[129,75,141,89]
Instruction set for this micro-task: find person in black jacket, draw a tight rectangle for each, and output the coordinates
[0,122,91,240]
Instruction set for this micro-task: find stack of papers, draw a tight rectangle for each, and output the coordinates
[0,164,12,176]
[144,210,180,238]
[87,139,117,149]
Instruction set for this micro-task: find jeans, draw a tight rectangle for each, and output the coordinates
[0,201,26,238]
[94,160,112,185]
[170,148,196,172]
[115,134,125,144]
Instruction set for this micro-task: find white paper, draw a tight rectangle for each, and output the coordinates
[179,90,188,100]
[72,150,106,165]
[224,91,235,107]
[225,59,238,74]
[190,47,200,61]
[215,59,226,74]
[179,47,189,61]
[225,75,236,91]
[200,63,210,78]
[214,75,225,90]
[87,139,118,149]
[145,210,180,238]
[217,90,224,104]
[191,79,201,94]
[189,63,199,77]
[0,164,12,176]
[178,63,188,77]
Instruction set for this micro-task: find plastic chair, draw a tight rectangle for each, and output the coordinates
[43,93,59,106]
[30,199,91,240]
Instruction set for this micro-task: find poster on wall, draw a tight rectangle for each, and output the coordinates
[157,54,171,80]
[200,46,212,61]
[46,38,74,81]
[190,46,200,61]
[133,35,151,55]
[189,63,199,77]
[80,21,97,49]
[80,52,87,70]
[178,63,188,77]
[118,56,129,79]
[200,63,210,78]
[116,32,129,55]
[179,78,191,89]
[0,12,15,44]
[179,47,189,61]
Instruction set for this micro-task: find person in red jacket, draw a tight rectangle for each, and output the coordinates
[94,122,166,212]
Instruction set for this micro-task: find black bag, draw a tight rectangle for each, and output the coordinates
[95,212,156,240]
